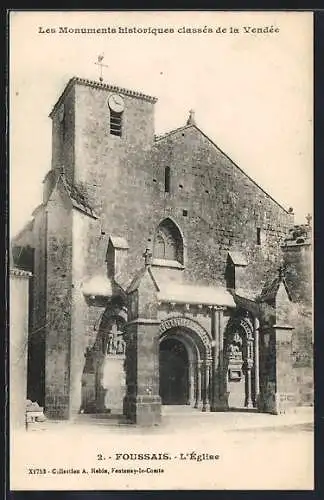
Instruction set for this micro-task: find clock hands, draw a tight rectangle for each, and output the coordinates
[108,94,124,112]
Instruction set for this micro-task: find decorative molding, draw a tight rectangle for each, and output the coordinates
[152,258,185,270]
[159,315,211,358]
[125,318,161,327]
[49,76,157,118]
[10,268,32,278]
[273,323,294,330]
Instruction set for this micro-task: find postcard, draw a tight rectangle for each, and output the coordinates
[9,10,313,491]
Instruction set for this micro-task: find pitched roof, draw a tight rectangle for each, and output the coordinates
[127,267,159,294]
[228,251,247,267]
[154,124,192,142]
[109,236,129,249]
[259,274,292,302]
[127,267,146,293]
[156,281,236,308]
[230,292,262,316]
[59,176,98,219]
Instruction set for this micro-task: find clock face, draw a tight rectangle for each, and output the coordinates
[108,93,125,113]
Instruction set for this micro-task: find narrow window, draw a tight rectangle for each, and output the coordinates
[164,166,171,193]
[110,110,122,137]
[257,227,261,245]
[182,209,188,217]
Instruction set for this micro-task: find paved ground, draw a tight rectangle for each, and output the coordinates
[25,404,314,433]
[10,406,314,491]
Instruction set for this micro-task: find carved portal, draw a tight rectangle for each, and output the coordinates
[224,315,255,409]
[158,317,212,411]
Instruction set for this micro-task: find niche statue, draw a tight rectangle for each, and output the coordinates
[105,321,125,355]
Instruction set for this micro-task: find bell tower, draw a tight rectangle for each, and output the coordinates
[49,76,157,213]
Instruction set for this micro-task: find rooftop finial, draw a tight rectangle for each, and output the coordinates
[186,109,196,126]
[306,213,312,226]
[94,53,108,83]
[143,248,153,267]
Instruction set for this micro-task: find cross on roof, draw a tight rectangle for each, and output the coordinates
[143,248,153,267]
[94,54,109,82]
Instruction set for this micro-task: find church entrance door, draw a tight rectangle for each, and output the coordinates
[159,338,189,405]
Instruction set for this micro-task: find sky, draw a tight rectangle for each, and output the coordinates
[9,11,313,237]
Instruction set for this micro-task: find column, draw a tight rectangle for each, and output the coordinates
[208,363,212,403]
[210,307,227,411]
[270,325,295,414]
[123,319,162,425]
[194,361,202,408]
[202,361,210,412]
[187,361,195,405]
[210,306,218,412]
[254,317,260,408]
[218,309,228,409]
[245,361,254,409]
[123,253,162,426]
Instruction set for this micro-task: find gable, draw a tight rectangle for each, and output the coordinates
[48,176,73,210]
[260,273,292,303]
[153,124,290,220]
[277,281,292,304]
[227,251,247,267]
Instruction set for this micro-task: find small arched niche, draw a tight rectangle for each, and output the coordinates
[153,218,185,266]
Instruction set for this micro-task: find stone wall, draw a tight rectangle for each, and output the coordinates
[14,77,311,419]
[148,128,293,294]
[28,207,47,404]
[48,79,296,417]
[10,269,31,429]
[54,80,293,300]
[282,238,313,405]
[51,84,76,182]
[45,188,73,418]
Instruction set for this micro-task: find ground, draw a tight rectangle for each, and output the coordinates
[10,406,314,491]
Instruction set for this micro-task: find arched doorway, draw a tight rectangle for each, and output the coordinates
[224,315,255,410]
[159,337,189,405]
[158,318,211,409]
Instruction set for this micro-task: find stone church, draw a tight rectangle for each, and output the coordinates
[12,76,313,425]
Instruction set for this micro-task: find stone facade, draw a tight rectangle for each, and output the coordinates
[12,76,313,424]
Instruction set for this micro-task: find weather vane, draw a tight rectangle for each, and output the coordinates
[94,53,108,82]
